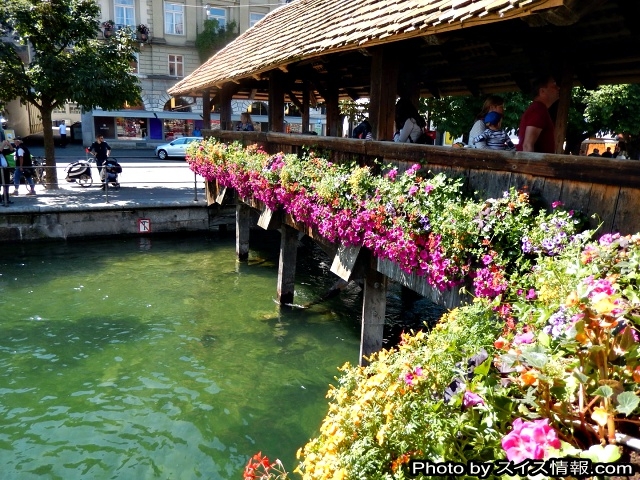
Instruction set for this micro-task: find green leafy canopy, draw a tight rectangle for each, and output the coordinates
[0,0,142,187]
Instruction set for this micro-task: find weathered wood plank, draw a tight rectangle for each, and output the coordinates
[540,178,563,210]
[612,187,640,234]
[558,180,593,217]
[586,184,620,233]
[468,169,512,199]
[330,244,362,282]
[376,258,471,309]
[205,181,217,206]
[257,206,282,230]
[216,186,227,205]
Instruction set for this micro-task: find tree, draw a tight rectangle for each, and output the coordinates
[0,0,141,188]
[195,19,238,64]
[584,84,640,158]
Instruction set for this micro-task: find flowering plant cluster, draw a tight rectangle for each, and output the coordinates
[186,139,581,298]
[296,234,639,479]
[187,139,639,478]
[244,452,290,480]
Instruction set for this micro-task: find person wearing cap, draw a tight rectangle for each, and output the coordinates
[12,137,37,196]
[469,95,504,148]
[471,111,516,151]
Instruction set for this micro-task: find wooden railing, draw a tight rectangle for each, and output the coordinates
[204,130,640,234]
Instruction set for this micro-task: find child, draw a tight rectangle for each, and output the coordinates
[472,111,515,151]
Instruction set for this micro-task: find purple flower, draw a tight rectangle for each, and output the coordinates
[408,185,418,196]
[463,391,485,408]
[551,201,563,209]
[424,184,434,194]
[525,289,537,300]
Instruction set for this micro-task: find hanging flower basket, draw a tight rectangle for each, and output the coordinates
[102,20,115,38]
[136,24,149,42]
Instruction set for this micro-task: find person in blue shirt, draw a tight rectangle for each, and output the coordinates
[472,111,515,151]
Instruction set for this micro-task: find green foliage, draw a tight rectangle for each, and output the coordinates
[0,0,141,186]
[195,19,238,64]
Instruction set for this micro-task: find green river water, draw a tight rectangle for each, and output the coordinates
[0,232,363,479]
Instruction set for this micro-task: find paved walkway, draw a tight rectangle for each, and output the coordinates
[2,144,208,211]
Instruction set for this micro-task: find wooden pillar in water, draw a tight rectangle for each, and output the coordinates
[236,202,251,261]
[360,254,387,366]
[277,224,298,305]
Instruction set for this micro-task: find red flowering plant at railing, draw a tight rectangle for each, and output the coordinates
[186,139,584,302]
[243,452,290,480]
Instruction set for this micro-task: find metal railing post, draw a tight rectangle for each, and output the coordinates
[193,172,198,202]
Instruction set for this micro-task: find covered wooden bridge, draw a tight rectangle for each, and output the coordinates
[169,0,640,364]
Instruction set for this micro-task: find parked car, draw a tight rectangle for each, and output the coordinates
[155,136,203,160]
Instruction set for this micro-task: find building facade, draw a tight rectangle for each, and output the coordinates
[85,0,297,147]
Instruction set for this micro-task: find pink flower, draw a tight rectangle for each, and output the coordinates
[513,331,535,345]
[403,366,424,386]
[424,184,434,194]
[462,391,485,408]
[551,201,563,209]
[501,418,561,463]
[525,288,537,300]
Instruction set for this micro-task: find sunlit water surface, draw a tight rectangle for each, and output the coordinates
[0,232,365,479]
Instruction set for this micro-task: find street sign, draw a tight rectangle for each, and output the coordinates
[138,218,151,233]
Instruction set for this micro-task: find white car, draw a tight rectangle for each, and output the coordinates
[155,136,203,160]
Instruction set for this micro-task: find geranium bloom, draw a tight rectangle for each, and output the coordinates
[513,331,535,345]
[501,418,561,463]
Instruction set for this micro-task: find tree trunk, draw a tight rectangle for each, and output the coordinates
[40,107,59,189]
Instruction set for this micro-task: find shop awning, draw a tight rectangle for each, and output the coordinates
[94,110,157,118]
[155,112,203,120]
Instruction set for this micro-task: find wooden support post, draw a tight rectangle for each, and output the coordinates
[269,70,285,132]
[236,202,251,261]
[555,64,573,154]
[277,224,298,305]
[369,45,399,142]
[202,89,211,130]
[220,84,234,131]
[360,254,387,366]
[325,85,340,137]
[302,80,310,133]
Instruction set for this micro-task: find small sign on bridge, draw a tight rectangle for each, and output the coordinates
[138,218,151,233]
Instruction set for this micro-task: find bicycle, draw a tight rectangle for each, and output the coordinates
[9,156,46,186]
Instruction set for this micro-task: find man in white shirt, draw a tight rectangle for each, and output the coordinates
[58,121,67,148]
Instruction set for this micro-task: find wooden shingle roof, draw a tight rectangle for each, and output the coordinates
[168,0,564,97]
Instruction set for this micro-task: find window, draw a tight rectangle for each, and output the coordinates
[249,12,265,28]
[69,103,82,114]
[168,55,183,77]
[115,0,135,28]
[207,7,227,28]
[165,3,184,35]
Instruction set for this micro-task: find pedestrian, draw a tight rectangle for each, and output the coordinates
[58,121,67,148]
[471,112,515,151]
[12,137,36,196]
[588,148,601,157]
[393,97,427,143]
[601,146,613,158]
[1,139,15,205]
[236,112,255,131]
[469,95,504,148]
[516,75,560,153]
[87,134,111,188]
